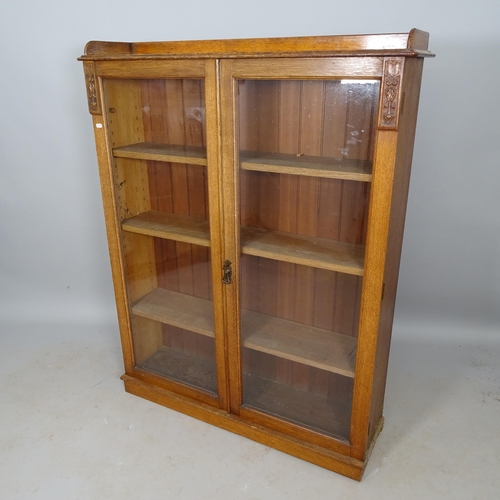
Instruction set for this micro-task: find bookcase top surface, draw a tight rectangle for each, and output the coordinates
[80,29,433,60]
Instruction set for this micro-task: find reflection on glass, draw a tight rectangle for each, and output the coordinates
[238,79,379,438]
[103,78,217,395]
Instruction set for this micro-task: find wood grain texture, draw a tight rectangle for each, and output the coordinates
[240,151,372,181]
[113,142,207,165]
[241,226,365,276]
[82,30,432,60]
[103,79,163,366]
[83,35,432,478]
[349,130,398,460]
[219,60,243,413]
[204,59,230,411]
[228,58,382,79]
[130,287,356,378]
[238,403,351,457]
[238,81,273,397]
[122,210,210,245]
[292,81,322,391]
[84,40,131,55]
[91,115,136,372]
[95,59,206,78]
[140,346,217,394]
[132,357,219,408]
[235,74,378,414]
[122,374,366,480]
[243,373,351,439]
[378,58,405,130]
[140,77,213,378]
[367,58,424,446]
[83,61,101,114]
[131,288,215,337]
[241,310,357,377]
[131,316,163,365]
[275,81,301,390]
[104,72,224,407]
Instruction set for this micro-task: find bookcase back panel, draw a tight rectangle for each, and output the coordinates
[238,79,379,160]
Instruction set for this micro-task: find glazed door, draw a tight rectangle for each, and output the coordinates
[96,60,227,409]
[220,58,382,443]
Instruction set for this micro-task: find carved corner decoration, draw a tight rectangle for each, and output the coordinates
[379,58,404,130]
[83,62,101,115]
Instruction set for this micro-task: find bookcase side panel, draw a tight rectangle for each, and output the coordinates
[367,57,425,445]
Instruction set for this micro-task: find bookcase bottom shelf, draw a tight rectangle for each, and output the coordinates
[138,345,351,440]
[139,346,217,394]
[243,373,351,440]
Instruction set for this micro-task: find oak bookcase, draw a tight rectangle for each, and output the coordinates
[79,30,433,480]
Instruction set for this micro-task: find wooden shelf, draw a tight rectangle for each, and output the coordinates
[132,288,356,378]
[131,288,214,338]
[243,373,351,439]
[113,142,207,165]
[121,212,363,276]
[242,310,356,378]
[241,226,364,276]
[122,210,210,247]
[140,346,217,394]
[240,151,372,182]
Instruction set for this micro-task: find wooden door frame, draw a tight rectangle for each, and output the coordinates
[88,58,229,411]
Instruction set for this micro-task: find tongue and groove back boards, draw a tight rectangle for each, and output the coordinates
[238,78,378,406]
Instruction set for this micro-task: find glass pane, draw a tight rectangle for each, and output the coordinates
[103,78,217,396]
[238,79,379,439]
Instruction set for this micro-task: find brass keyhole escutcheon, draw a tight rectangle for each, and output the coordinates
[222,260,232,284]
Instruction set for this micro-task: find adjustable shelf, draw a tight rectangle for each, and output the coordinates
[241,226,364,276]
[122,211,210,247]
[131,288,215,337]
[113,145,371,181]
[121,211,364,276]
[242,310,356,378]
[240,151,372,182]
[113,142,207,165]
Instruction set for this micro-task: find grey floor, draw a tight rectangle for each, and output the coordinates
[1,321,498,499]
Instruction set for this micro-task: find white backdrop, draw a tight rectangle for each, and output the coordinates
[1,0,499,336]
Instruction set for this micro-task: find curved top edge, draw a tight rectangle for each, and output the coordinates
[81,30,432,59]
[84,40,132,55]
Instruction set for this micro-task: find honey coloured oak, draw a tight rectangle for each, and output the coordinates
[140,346,218,394]
[80,30,433,480]
[241,310,357,377]
[131,286,356,378]
[240,226,365,276]
[121,210,364,275]
[132,288,215,337]
[113,142,208,165]
[240,151,373,182]
[122,211,210,246]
